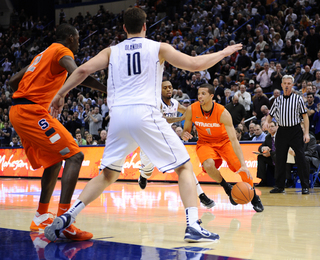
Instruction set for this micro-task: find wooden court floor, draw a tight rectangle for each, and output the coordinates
[1,178,320,260]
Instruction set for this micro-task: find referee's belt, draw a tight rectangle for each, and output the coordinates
[12,98,37,106]
[278,124,300,128]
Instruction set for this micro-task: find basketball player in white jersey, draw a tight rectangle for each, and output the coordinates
[46,7,242,242]
[139,80,215,209]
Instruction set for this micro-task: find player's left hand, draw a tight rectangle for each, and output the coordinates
[49,93,65,118]
[235,166,253,180]
[182,131,193,141]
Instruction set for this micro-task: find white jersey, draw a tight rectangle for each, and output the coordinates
[107,37,164,109]
[161,98,179,118]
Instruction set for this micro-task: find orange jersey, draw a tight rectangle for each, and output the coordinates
[13,43,74,110]
[191,101,229,144]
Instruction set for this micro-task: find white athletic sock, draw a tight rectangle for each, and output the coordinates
[185,207,201,231]
[66,199,85,221]
[193,172,203,196]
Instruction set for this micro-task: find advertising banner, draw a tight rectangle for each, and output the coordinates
[0,143,261,183]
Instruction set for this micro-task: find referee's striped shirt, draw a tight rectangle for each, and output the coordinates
[269,93,307,127]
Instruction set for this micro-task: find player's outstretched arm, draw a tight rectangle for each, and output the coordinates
[164,103,188,123]
[159,43,242,72]
[59,55,107,94]
[50,48,111,117]
[220,109,252,180]
[181,106,193,141]
[8,65,29,92]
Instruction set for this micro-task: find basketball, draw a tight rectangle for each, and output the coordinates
[231,182,254,204]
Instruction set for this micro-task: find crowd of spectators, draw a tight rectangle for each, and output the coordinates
[0,0,320,147]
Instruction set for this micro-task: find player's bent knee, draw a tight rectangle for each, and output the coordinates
[103,168,121,182]
[69,151,84,164]
[203,159,215,171]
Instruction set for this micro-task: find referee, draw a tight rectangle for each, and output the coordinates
[266,75,310,194]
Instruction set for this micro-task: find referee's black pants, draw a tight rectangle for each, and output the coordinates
[275,125,309,189]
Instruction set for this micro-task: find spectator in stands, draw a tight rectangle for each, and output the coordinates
[252,124,267,141]
[236,49,251,77]
[281,39,294,63]
[285,7,297,23]
[297,66,314,89]
[305,26,320,62]
[292,39,305,63]
[0,121,12,147]
[97,129,107,145]
[246,37,256,55]
[312,71,320,92]
[85,133,96,145]
[311,51,320,74]
[75,132,86,146]
[256,121,277,186]
[293,66,303,88]
[271,63,284,91]
[252,87,270,122]
[247,80,256,93]
[269,89,281,107]
[186,74,198,100]
[255,52,268,67]
[212,78,225,103]
[271,33,283,55]
[256,35,267,51]
[225,95,246,127]
[256,62,273,94]
[234,84,251,118]
[84,106,102,141]
[10,136,21,148]
[306,93,317,134]
[283,58,296,75]
[64,111,82,137]
[173,89,190,102]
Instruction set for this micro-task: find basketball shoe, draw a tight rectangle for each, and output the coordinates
[30,212,54,231]
[184,220,220,243]
[224,183,238,206]
[138,175,147,189]
[44,213,93,241]
[199,193,215,209]
[251,190,264,212]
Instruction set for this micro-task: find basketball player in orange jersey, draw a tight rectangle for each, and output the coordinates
[9,23,107,240]
[182,84,264,212]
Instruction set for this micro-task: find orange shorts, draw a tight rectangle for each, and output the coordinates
[10,104,81,170]
[196,140,253,186]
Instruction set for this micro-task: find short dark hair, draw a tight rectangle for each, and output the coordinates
[199,83,215,95]
[307,93,314,98]
[270,121,277,127]
[124,7,146,34]
[56,23,77,41]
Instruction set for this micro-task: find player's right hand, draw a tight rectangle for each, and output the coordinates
[222,43,243,57]
[182,131,193,141]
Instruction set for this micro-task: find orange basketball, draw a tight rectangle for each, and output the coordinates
[231,182,254,204]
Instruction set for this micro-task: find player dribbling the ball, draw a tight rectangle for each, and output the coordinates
[182,84,264,212]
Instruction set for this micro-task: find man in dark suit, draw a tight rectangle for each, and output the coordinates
[256,121,278,186]
[212,78,225,103]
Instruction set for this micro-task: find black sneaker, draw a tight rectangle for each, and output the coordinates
[138,175,147,189]
[251,195,264,212]
[224,183,238,206]
[199,193,215,209]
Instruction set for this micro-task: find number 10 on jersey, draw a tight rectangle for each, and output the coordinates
[127,52,141,76]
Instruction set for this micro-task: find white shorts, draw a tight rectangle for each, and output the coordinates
[100,105,190,173]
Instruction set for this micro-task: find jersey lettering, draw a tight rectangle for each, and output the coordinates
[26,54,43,72]
[38,119,49,130]
[127,52,141,76]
